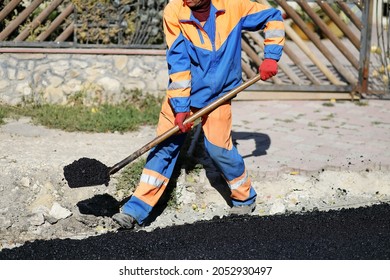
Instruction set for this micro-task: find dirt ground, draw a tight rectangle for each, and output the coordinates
[1,100,389,251]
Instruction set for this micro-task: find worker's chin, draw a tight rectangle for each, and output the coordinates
[185,0,199,8]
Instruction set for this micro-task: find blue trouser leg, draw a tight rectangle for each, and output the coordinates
[204,137,257,206]
[122,133,187,224]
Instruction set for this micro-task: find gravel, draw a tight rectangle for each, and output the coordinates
[1,117,389,254]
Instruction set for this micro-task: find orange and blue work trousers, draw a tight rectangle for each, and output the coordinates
[122,98,257,224]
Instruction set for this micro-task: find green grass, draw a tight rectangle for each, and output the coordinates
[0,92,162,133]
[354,100,369,106]
[0,106,10,125]
[322,102,335,107]
[115,158,146,197]
[25,103,157,133]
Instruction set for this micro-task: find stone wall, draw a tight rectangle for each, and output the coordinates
[0,52,168,105]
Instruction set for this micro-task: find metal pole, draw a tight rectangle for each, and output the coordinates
[357,0,374,95]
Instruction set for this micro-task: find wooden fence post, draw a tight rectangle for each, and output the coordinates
[356,0,374,95]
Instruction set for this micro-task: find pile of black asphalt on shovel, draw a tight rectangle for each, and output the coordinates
[63,157,111,188]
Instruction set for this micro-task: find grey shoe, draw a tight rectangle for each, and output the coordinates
[230,202,256,215]
[112,213,135,229]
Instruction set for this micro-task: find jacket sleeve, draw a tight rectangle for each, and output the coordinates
[239,1,285,61]
[163,6,191,113]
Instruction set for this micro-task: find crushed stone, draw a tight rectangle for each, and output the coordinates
[0,114,389,252]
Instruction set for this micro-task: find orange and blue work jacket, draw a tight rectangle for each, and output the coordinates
[163,0,285,113]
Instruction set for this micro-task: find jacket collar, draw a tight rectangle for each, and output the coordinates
[178,0,225,22]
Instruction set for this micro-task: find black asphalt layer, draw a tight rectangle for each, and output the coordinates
[1,203,389,260]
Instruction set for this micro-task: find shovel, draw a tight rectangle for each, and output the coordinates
[63,75,261,188]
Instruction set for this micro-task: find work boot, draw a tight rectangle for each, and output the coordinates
[229,202,256,215]
[112,213,136,229]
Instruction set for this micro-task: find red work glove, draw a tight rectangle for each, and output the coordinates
[174,112,193,133]
[259,58,278,81]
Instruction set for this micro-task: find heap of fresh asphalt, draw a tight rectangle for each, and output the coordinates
[1,203,389,260]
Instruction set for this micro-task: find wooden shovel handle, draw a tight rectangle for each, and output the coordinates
[109,75,261,175]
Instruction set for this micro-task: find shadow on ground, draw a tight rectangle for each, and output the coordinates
[77,194,120,217]
[232,131,271,159]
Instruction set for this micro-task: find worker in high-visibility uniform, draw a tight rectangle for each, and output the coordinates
[113,0,285,229]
